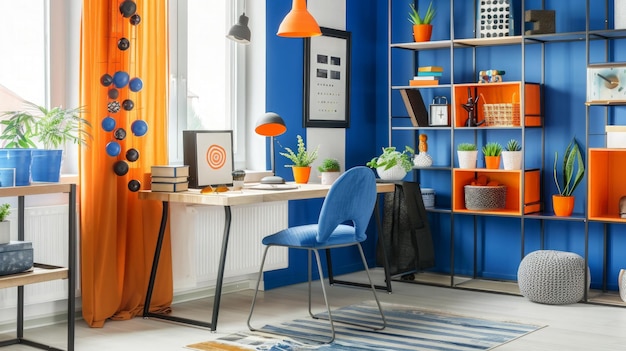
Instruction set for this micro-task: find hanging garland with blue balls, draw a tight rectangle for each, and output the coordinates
[99,0,147,192]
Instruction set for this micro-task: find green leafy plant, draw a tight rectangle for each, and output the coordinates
[408,1,436,25]
[554,138,585,197]
[457,143,477,151]
[0,203,10,222]
[317,158,340,173]
[505,139,521,151]
[366,146,415,172]
[279,135,319,167]
[0,101,92,149]
[482,142,503,156]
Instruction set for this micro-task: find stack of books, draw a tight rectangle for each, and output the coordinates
[150,165,190,192]
[409,66,443,86]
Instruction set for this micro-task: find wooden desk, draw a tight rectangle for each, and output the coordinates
[138,182,395,331]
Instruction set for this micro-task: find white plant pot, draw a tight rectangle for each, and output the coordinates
[457,150,478,169]
[376,165,407,181]
[502,150,522,170]
[320,171,341,185]
[0,220,10,244]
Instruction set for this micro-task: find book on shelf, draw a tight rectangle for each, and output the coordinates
[151,176,189,183]
[417,66,444,72]
[416,71,443,77]
[151,165,189,178]
[409,79,440,86]
[412,75,441,80]
[150,181,189,192]
[399,89,428,127]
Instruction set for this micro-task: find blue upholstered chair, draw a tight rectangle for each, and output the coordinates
[247,166,386,343]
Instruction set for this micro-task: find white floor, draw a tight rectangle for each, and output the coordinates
[2,269,626,350]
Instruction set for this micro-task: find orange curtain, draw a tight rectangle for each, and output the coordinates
[79,0,172,327]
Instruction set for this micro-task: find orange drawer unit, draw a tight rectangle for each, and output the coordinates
[453,168,542,215]
[588,148,626,223]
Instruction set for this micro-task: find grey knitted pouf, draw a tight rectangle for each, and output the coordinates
[517,250,589,305]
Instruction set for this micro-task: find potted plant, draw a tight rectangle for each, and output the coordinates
[553,137,585,217]
[366,146,414,181]
[0,203,11,244]
[279,134,319,184]
[409,1,436,42]
[317,158,341,185]
[0,101,92,183]
[457,143,478,169]
[482,142,503,169]
[502,139,522,170]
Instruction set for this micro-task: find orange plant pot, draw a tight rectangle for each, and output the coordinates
[292,166,311,184]
[484,155,501,169]
[553,195,575,217]
[413,24,433,42]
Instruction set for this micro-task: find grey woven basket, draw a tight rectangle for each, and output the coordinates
[464,185,507,210]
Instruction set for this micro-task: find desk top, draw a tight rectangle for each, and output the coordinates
[138,182,395,206]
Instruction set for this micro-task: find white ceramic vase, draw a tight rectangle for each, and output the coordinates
[376,165,407,181]
[502,150,522,170]
[320,171,341,185]
[457,150,478,169]
[0,220,10,244]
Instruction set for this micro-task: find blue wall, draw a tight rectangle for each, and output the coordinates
[264,0,385,289]
[265,0,626,292]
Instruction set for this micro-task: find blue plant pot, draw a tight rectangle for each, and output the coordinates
[0,149,32,186]
[31,149,63,183]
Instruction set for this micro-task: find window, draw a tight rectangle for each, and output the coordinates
[0,0,47,110]
[169,0,246,169]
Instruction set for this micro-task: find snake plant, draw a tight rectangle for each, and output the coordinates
[553,138,585,197]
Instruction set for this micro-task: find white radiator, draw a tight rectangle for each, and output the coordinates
[169,202,289,292]
[0,205,71,321]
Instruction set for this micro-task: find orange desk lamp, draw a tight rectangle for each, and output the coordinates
[255,112,287,184]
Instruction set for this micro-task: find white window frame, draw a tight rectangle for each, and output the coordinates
[169,0,247,170]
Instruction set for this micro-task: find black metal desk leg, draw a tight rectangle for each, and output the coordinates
[210,206,232,329]
[144,201,169,316]
[144,203,233,331]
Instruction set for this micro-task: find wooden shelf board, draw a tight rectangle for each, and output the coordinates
[455,278,521,295]
[391,40,453,50]
[587,290,626,306]
[0,264,68,289]
[586,100,626,106]
[454,208,521,216]
[455,36,523,47]
[588,215,626,224]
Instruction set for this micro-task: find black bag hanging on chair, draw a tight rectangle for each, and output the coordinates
[376,181,435,276]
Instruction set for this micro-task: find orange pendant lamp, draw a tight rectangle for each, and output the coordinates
[277,0,322,38]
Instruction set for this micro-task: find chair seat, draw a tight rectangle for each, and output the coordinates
[262,224,362,248]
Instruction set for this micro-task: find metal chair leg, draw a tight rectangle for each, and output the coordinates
[247,246,270,331]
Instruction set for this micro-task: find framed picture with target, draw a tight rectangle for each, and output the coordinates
[183,130,234,188]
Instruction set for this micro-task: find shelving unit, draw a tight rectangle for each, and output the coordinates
[386,0,626,302]
[0,183,76,351]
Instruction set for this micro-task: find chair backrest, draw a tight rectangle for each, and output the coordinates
[316,166,377,243]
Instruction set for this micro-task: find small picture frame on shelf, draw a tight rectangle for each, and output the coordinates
[586,63,626,104]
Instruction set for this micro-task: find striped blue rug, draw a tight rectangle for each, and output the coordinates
[256,301,544,351]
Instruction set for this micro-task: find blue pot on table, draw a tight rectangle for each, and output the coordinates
[31,149,63,183]
[0,149,33,186]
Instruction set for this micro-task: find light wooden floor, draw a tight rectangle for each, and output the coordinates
[2,269,626,350]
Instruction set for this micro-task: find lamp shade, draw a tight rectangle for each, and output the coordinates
[277,0,322,38]
[255,112,287,137]
[226,13,251,44]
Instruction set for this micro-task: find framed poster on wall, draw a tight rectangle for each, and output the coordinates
[183,130,234,188]
[304,27,351,128]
